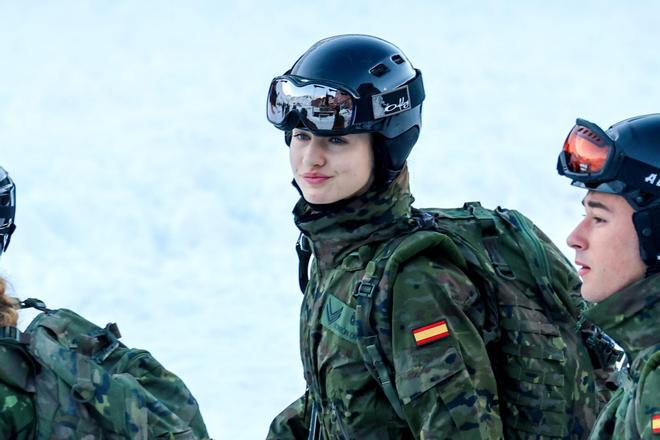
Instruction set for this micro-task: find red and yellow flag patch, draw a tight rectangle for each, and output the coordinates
[652,414,660,434]
[412,320,450,346]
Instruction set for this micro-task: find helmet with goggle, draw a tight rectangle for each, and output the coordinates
[0,166,16,257]
[267,34,425,185]
[557,114,660,265]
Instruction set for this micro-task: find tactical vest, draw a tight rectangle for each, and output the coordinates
[0,299,209,440]
[298,202,619,439]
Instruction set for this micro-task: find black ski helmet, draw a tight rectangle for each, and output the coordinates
[267,34,425,186]
[0,167,16,257]
[557,113,660,266]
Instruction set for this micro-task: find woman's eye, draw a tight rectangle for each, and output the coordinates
[293,132,310,141]
[593,216,606,224]
[328,137,346,145]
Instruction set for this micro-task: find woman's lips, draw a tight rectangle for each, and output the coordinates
[302,174,331,185]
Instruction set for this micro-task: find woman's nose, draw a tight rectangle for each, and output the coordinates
[302,140,326,167]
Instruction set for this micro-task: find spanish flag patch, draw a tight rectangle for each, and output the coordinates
[653,414,660,434]
[412,320,450,346]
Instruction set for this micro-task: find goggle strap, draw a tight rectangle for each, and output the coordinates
[354,70,425,124]
[620,157,660,197]
[0,206,14,219]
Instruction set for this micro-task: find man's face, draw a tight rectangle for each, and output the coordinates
[567,191,647,302]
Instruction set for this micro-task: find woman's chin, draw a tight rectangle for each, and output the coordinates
[304,195,337,205]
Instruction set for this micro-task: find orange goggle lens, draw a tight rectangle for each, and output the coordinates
[563,125,611,174]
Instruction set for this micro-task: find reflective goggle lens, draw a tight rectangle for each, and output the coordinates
[267,78,355,131]
[563,125,611,174]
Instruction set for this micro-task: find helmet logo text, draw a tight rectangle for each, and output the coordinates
[645,173,659,186]
[372,86,411,119]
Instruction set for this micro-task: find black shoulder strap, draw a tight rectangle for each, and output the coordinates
[296,233,313,294]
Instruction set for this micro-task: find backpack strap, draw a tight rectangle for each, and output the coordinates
[464,202,517,280]
[0,298,53,392]
[0,326,37,392]
[0,326,31,345]
[495,208,580,321]
[296,233,313,294]
[353,230,466,421]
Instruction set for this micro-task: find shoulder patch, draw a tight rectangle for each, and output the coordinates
[412,320,450,346]
[320,294,358,343]
[653,414,660,434]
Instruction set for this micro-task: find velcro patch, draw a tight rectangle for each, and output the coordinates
[653,414,660,434]
[320,294,357,343]
[412,320,449,346]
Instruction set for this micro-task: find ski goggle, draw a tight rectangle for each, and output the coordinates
[559,119,613,176]
[266,70,424,133]
[557,118,660,203]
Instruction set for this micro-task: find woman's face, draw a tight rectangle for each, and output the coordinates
[289,129,374,205]
[566,191,647,302]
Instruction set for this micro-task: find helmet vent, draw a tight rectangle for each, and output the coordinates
[391,54,404,64]
[369,63,389,77]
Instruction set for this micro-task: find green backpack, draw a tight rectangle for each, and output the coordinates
[0,299,209,439]
[299,201,620,438]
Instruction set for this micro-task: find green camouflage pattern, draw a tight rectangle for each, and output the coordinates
[268,171,504,439]
[269,168,613,439]
[0,376,36,440]
[423,205,612,438]
[0,307,209,440]
[584,273,660,439]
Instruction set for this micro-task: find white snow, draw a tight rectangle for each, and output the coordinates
[1,1,659,438]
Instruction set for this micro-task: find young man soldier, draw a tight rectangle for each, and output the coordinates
[559,113,660,439]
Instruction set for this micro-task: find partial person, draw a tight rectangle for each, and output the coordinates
[559,114,660,439]
[266,34,613,439]
[0,166,210,439]
[0,166,34,438]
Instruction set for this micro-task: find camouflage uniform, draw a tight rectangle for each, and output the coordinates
[0,307,209,439]
[585,274,660,439]
[0,346,36,439]
[268,171,503,439]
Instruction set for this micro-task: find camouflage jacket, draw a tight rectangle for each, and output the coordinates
[585,273,660,439]
[268,171,503,439]
[0,346,36,439]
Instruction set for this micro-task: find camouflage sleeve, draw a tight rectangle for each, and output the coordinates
[391,255,503,439]
[636,352,660,438]
[0,382,36,439]
[266,393,310,440]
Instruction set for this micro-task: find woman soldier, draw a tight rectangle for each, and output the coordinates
[0,166,35,438]
[558,114,660,438]
[266,34,503,439]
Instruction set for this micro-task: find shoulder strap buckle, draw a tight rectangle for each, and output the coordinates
[354,277,378,299]
[20,298,51,312]
[297,233,312,253]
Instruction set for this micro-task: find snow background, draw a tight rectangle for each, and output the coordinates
[1,1,658,438]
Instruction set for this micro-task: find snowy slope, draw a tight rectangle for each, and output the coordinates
[1,1,659,438]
